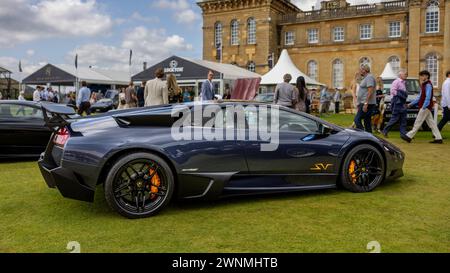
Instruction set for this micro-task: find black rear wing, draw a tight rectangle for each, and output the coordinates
[41,102,77,131]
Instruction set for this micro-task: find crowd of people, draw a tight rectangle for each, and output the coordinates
[72,68,214,115]
[273,65,450,144]
[348,65,449,144]
[32,86,60,103]
[25,63,448,145]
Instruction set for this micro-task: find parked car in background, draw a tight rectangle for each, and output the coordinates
[0,100,75,158]
[90,90,119,113]
[382,78,424,128]
[254,93,274,103]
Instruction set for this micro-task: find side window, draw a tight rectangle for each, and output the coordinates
[0,104,43,120]
[244,107,319,134]
[278,110,319,133]
[190,106,233,129]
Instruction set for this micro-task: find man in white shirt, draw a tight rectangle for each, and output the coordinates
[438,70,450,131]
[33,86,42,102]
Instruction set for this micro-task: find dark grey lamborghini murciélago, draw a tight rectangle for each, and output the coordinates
[39,102,405,218]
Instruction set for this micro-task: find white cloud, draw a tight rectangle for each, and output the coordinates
[0,56,45,80]
[26,50,35,57]
[153,0,190,10]
[176,9,200,24]
[130,12,160,24]
[152,0,200,25]
[0,0,112,48]
[69,26,193,74]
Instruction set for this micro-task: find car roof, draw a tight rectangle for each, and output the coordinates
[0,100,41,107]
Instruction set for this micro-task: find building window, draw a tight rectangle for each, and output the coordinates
[308,29,319,44]
[333,27,344,42]
[247,61,256,72]
[426,53,439,86]
[285,31,295,46]
[332,59,344,89]
[360,24,372,40]
[307,60,318,81]
[231,20,240,45]
[247,18,256,45]
[426,1,440,33]
[215,22,223,46]
[359,57,371,69]
[388,56,401,75]
[389,21,401,38]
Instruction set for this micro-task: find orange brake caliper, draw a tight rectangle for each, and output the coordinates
[149,168,161,199]
[349,160,357,184]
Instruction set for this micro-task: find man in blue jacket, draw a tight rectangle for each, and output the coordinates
[402,70,443,144]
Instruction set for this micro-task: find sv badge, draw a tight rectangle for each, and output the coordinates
[311,163,333,171]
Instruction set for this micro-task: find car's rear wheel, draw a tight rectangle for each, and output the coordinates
[104,152,174,218]
[340,144,385,193]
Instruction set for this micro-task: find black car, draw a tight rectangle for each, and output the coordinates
[254,93,274,103]
[0,100,55,158]
[90,90,119,113]
[39,102,405,218]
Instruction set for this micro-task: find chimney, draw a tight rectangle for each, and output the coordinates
[143,62,147,71]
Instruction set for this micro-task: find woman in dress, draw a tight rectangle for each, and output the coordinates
[350,72,361,109]
[167,74,181,104]
[372,77,385,133]
[118,88,126,110]
[294,76,307,112]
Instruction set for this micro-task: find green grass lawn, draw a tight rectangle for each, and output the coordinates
[0,114,449,253]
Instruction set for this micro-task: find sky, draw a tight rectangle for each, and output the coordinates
[0,0,381,80]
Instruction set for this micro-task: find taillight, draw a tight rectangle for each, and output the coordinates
[53,127,70,147]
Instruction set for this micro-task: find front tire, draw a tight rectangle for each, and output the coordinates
[104,152,174,218]
[340,144,385,193]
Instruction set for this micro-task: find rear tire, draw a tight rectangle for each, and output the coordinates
[340,144,385,193]
[104,152,174,218]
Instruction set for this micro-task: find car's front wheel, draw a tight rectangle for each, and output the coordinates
[104,152,174,218]
[340,144,385,193]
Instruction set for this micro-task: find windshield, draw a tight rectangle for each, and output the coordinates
[105,90,118,99]
[383,79,420,95]
[254,93,274,102]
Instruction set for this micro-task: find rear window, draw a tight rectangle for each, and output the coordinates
[383,79,420,95]
[0,104,43,120]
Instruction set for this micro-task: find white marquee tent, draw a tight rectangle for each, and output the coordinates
[380,63,397,79]
[260,49,324,86]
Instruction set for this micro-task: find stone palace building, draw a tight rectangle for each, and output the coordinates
[198,0,450,89]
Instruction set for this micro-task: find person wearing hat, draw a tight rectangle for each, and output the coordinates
[274,73,297,108]
[402,70,443,144]
[354,64,377,133]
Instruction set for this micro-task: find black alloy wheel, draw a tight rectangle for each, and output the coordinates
[105,153,174,218]
[341,144,385,193]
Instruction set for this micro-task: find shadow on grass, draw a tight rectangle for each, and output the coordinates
[85,178,411,219]
[44,169,413,220]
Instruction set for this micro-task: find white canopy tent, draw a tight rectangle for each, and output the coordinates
[57,65,130,85]
[261,49,324,86]
[182,57,261,80]
[380,63,397,79]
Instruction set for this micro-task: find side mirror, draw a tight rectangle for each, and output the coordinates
[319,124,333,135]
